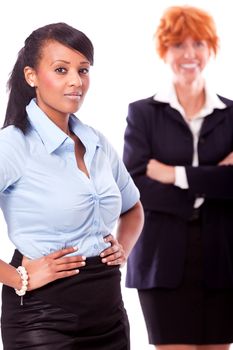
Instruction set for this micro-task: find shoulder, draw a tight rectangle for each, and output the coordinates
[0,126,28,159]
[0,125,27,146]
[87,125,113,154]
[216,95,233,120]
[87,125,107,145]
[76,120,111,153]
[217,95,233,107]
[0,125,24,137]
[88,126,122,168]
[128,95,169,116]
[127,96,171,128]
[129,95,157,109]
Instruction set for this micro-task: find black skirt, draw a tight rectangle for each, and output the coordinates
[138,218,233,345]
[1,250,129,350]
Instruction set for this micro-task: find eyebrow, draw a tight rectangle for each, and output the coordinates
[51,59,90,65]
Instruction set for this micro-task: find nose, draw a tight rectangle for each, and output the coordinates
[69,71,82,87]
[183,44,196,59]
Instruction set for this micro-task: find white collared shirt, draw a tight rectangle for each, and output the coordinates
[154,82,226,207]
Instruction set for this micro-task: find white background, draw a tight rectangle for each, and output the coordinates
[0,1,233,349]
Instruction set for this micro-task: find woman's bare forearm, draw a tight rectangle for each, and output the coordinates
[0,259,22,290]
[116,201,144,259]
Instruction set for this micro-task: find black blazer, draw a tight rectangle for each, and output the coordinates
[123,95,233,289]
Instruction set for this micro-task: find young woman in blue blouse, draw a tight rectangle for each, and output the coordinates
[0,22,144,349]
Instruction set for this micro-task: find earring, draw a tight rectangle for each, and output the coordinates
[30,82,34,87]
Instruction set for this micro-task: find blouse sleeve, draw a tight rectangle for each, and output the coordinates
[0,126,27,192]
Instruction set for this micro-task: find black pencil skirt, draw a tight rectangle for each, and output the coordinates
[138,218,233,345]
[1,250,130,350]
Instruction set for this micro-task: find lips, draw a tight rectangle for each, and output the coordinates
[64,91,82,97]
[64,93,82,102]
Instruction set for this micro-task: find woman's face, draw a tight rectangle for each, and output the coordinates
[164,36,211,85]
[24,40,91,120]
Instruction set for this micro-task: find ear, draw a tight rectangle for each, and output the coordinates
[24,66,37,87]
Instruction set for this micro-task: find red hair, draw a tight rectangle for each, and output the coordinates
[155,5,219,58]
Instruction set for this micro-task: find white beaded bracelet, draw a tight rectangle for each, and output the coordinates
[15,266,29,296]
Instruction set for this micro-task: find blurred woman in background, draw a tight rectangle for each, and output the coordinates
[123,5,233,350]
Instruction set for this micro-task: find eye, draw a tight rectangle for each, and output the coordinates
[172,42,183,49]
[55,67,67,74]
[79,67,90,75]
[194,40,206,48]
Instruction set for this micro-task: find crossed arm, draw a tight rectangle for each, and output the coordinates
[146,152,233,199]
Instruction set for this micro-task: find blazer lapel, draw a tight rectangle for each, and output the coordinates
[200,109,228,137]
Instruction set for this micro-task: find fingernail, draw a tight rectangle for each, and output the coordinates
[81,261,86,266]
[76,269,80,273]
[73,246,78,251]
[102,258,106,263]
[82,256,86,260]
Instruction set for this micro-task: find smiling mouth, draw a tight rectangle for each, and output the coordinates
[64,93,82,99]
[180,63,198,69]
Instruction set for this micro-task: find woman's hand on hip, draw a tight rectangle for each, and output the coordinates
[100,234,126,266]
[22,247,86,291]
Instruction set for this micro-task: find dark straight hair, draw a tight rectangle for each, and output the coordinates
[3,22,94,133]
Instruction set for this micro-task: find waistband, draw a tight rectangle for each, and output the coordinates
[10,249,104,268]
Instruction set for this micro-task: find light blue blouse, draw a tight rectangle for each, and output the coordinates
[0,99,139,259]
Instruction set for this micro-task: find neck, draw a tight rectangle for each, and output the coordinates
[174,79,206,120]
